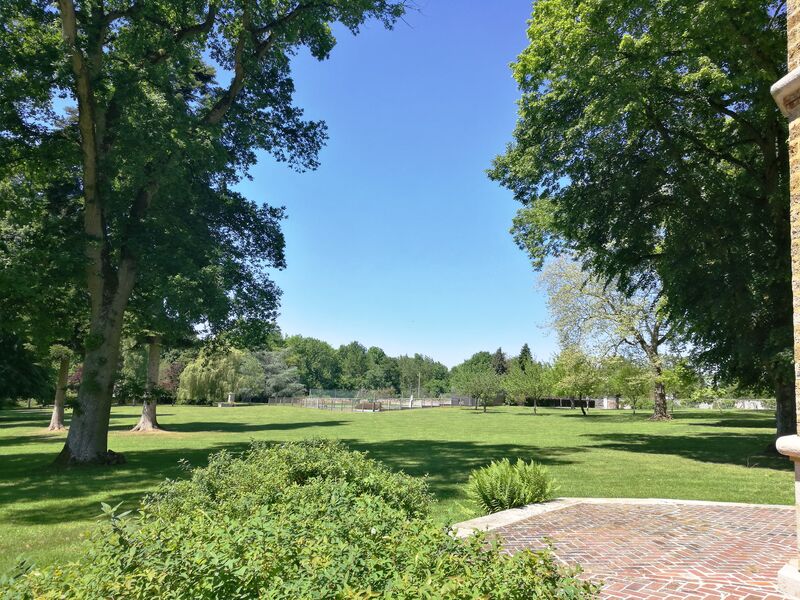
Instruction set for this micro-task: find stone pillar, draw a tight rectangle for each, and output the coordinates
[772,4,800,593]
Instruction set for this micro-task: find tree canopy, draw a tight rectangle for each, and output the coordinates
[540,256,675,419]
[490,0,792,434]
[1,0,406,463]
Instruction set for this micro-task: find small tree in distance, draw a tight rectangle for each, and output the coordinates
[453,368,503,413]
[258,350,305,400]
[503,360,551,414]
[603,357,652,415]
[48,345,73,431]
[552,348,597,415]
[492,348,508,375]
[518,343,533,371]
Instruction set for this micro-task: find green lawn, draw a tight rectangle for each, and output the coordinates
[0,404,793,573]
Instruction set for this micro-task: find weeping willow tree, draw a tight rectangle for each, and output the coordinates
[177,349,264,404]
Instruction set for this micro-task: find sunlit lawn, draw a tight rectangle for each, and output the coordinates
[0,404,793,573]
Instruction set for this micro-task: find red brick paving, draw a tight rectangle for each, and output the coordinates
[493,501,796,599]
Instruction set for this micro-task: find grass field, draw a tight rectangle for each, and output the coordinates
[0,404,793,573]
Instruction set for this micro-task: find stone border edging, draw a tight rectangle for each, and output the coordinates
[451,497,794,538]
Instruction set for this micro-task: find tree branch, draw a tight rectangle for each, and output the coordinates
[203,1,325,126]
[149,4,219,65]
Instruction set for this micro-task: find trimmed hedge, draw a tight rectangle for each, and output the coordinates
[3,440,597,599]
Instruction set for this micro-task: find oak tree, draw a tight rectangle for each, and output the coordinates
[2,0,405,463]
[491,0,792,435]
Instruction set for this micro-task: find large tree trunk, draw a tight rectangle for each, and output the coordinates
[54,262,135,465]
[650,364,671,421]
[48,355,70,431]
[132,335,162,432]
[55,318,127,465]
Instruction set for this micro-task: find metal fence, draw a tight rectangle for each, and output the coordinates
[267,395,478,412]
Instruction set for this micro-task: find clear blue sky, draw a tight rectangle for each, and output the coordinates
[236,1,556,368]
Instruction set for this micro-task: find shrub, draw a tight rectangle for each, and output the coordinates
[3,440,595,599]
[469,458,555,514]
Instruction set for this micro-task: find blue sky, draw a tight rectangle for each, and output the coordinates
[236,1,556,367]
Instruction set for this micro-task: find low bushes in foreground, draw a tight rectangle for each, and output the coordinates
[469,458,555,514]
[3,440,595,599]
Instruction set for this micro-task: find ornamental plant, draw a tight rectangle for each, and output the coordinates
[469,458,556,514]
[4,440,595,599]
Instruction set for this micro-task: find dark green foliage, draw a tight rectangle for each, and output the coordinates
[490,0,793,428]
[1,0,411,461]
[469,458,556,514]
[396,353,450,396]
[284,335,341,390]
[257,350,305,398]
[363,346,401,391]
[337,341,370,389]
[519,343,532,371]
[4,440,597,599]
[492,347,508,375]
[452,351,493,375]
[0,333,51,403]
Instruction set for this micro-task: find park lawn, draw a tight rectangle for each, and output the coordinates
[0,404,793,573]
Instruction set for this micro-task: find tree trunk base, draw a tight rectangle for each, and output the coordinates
[130,420,163,432]
[47,423,66,432]
[130,400,163,432]
[53,447,126,468]
[648,413,673,421]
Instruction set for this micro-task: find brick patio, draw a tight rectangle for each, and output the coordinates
[467,499,797,599]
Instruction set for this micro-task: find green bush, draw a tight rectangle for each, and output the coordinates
[3,440,595,599]
[469,458,555,514]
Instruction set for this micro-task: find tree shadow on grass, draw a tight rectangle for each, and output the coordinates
[337,438,584,502]
[0,441,254,526]
[0,409,54,429]
[110,420,349,434]
[537,410,653,423]
[0,437,583,526]
[0,433,65,449]
[683,412,776,429]
[581,431,788,470]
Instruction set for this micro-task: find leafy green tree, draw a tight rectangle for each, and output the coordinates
[551,348,598,415]
[177,348,264,404]
[661,358,703,403]
[540,257,676,420]
[364,346,400,392]
[602,356,653,415]
[0,333,50,406]
[452,366,503,413]
[518,343,532,371]
[0,158,87,417]
[1,0,405,464]
[257,350,305,399]
[337,341,369,390]
[491,348,508,375]
[396,354,449,397]
[502,359,551,413]
[490,0,792,435]
[285,336,340,391]
[450,351,493,381]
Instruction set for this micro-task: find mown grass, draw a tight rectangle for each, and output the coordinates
[0,404,792,573]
